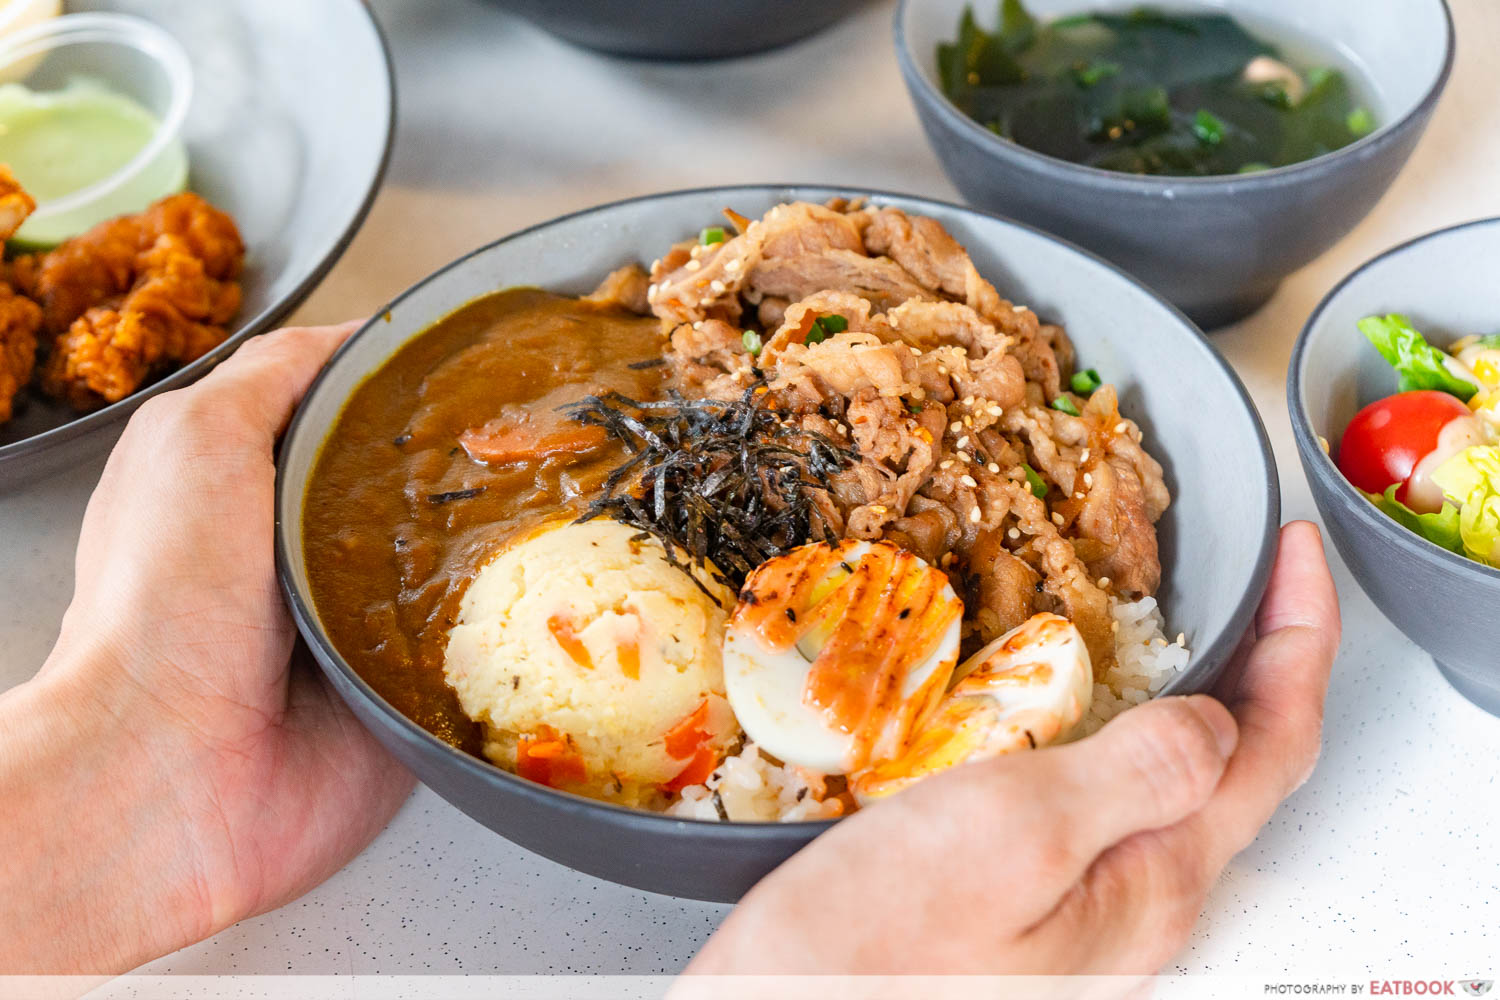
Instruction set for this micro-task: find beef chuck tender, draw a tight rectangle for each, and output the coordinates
[643,200,1171,672]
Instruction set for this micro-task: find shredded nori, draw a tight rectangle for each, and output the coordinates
[563,383,857,595]
[711,789,730,821]
[427,486,487,505]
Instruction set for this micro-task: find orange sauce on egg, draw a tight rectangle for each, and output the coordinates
[732,542,961,768]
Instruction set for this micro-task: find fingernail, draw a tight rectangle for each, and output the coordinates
[1186,695,1238,758]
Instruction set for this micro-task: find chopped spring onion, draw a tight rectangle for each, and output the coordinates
[1192,109,1226,146]
[1346,107,1375,137]
[741,329,763,356]
[700,226,727,246]
[806,313,849,346]
[1021,463,1047,498]
[1069,368,1101,394]
[1238,162,1271,174]
[1051,396,1082,416]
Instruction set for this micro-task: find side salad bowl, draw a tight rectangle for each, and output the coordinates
[1289,218,1500,716]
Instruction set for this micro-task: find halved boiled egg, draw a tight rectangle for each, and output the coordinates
[851,612,1092,803]
[722,540,962,774]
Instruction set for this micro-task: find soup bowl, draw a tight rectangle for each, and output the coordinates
[895,0,1453,328]
[276,186,1280,901]
[1289,218,1500,717]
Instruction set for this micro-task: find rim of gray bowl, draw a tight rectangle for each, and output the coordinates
[276,183,1281,832]
[0,0,397,472]
[1288,215,1500,585]
[893,0,1455,195]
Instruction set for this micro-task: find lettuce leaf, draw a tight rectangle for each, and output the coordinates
[1358,313,1478,402]
[1430,445,1500,567]
[1368,485,1464,555]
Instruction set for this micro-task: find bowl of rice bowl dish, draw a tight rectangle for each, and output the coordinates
[276,186,1279,901]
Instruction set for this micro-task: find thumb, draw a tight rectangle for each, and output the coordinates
[979,694,1238,899]
[192,321,361,443]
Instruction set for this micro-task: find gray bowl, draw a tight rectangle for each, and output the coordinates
[895,0,1454,329]
[1289,218,1500,716]
[482,0,866,60]
[276,185,1279,901]
[0,0,393,490]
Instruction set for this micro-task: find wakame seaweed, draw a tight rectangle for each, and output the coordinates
[563,384,857,595]
[937,0,1376,176]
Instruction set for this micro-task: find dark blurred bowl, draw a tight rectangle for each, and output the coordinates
[895,0,1453,328]
[485,0,866,60]
[1290,218,1500,717]
[277,186,1278,902]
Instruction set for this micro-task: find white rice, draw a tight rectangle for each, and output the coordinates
[1078,595,1191,736]
[666,741,844,823]
[667,596,1189,822]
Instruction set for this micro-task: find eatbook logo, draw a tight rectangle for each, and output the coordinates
[1460,983,1493,997]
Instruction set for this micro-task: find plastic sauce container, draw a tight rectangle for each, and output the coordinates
[0,12,191,248]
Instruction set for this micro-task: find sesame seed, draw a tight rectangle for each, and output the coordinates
[1114,422,1129,434]
[685,259,701,272]
[1098,576,1111,587]
[710,280,726,294]
[1080,448,1090,462]
[949,421,963,434]
[970,506,982,523]
[1083,472,1093,487]
[724,258,741,273]
[650,258,661,270]
[940,460,954,470]
[1007,528,1020,540]
[960,474,977,488]
[647,283,658,299]
[1051,512,1064,525]
[938,365,949,375]
[692,320,703,329]
[911,387,926,400]
[957,436,970,450]
[870,505,887,514]
[956,451,971,463]
[987,462,1000,473]
[1176,633,1186,647]
[1012,304,1028,313]
[963,395,975,406]
[963,415,974,427]
[987,405,1003,417]
[836,424,848,436]
[1111,620,1120,633]
[1074,492,1085,499]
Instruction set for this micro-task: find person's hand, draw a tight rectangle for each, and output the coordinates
[690,521,1340,975]
[0,324,414,974]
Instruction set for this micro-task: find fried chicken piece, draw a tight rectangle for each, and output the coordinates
[24,192,244,336]
[0,164,37,244]
[22,214,143,335]
[140,191,244,281]
[0,280,43,423]
[41,234,242,407]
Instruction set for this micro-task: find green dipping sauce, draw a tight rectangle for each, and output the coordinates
[937,1,1378,177]
[0,77,187,247]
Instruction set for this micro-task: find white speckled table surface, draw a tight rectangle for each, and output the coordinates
[2,0,1497,976]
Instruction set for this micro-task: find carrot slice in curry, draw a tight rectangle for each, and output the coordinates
[459,418,607,465]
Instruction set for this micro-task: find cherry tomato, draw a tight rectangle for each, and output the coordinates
[1337,390,1473,502]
